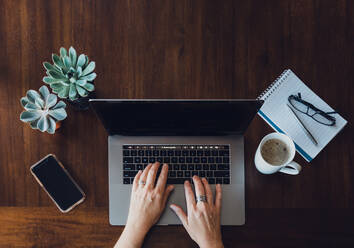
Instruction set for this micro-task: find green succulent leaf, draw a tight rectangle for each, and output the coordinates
[69,83,77,100]
[35,97,45,109]
[76,85,87,97]
[84,55,89,67]
[58,86,70,98]
[43,62,61,73]
[20,97,29,107]
[63,55,72,69]
[82,82,95,92]
[26,90,41,104]
[46,94,58,109]
[39,86,50,100]
[76,79,86,86]
[76,66,82,78]
[52,100,66,110]
[82,61,95,76]
[43,76,62,84]
[76,54,86,68]
[37,116,49,132]
[52,54,65,68]
[20,111,41,122]
[24,102,40,111]
[80,72,96,81]
[47,117,56,134]
[49,108,67,121]
[48,70,67,80]
[69,47,77,67]
[60,47,67,58]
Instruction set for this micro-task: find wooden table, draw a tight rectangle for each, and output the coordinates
[1,0,353,247]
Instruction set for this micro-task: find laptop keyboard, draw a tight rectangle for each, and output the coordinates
[122,145,231,185]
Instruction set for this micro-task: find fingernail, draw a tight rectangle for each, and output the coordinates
[170,205,176,210]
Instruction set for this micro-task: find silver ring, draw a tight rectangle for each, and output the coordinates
[196,195,207,203]
[139,180,146,185]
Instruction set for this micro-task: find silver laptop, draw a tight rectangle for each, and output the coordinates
[90,99,263,226]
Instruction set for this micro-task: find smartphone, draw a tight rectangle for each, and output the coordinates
[30,154,85,213]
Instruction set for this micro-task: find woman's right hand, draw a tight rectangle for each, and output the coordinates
[170,176,224,248]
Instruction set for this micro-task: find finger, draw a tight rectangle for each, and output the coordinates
[170,204,188,227]
[192,176,206,204]
[146,162,160,187]
[139,163,152,186]
[184,180,196,213]
[162,184,174,206]
[201,177,213,205]
[156,164,168,191]
[215,183,222,213]
[133,170,143,190]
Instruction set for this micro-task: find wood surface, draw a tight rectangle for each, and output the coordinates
[0,0,353,247]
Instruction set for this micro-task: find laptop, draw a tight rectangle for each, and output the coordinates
[90,99,263,225]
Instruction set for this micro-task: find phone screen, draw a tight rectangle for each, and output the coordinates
[31,155,84,211]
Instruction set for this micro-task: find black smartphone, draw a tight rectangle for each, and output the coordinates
[30,154,85,213]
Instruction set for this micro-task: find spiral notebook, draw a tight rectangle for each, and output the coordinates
[257,69,347,162]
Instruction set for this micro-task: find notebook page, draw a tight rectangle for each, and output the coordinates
[259,70,347,160]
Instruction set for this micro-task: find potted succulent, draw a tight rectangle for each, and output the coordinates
[42,46,96,110]
[20,86,67,134]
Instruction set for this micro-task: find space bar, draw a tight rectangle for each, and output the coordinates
[167,178,190,184]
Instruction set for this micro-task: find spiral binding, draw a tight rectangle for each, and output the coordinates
[257,69,291,101]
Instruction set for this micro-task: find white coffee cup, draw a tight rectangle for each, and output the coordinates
[254,132,301,175]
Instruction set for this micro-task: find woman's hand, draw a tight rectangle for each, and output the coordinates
[170,176,224,248]
[115,162,174,248]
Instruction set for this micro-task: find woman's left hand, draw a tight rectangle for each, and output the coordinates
[115,162,174,248]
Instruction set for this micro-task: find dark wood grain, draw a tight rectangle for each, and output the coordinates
[0,0,353,247]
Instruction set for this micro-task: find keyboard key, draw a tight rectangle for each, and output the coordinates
[208,157,215,163]
[208,178,216,184]
[138,150,144,156]
[194,157,200,163]
[123,150,130,156]
[186,157,192,163]
[172,157,178,163]
[212,150,218,156]
[131,178,135,184]
[175,150,181,156]
[214,171,230,177]
[223,178,230,184]
[131,150,137,156]
[216,157,222,163]
[181,164,187,170]
[169,171,176,177]
[188,164,194,170]
[161,150,167,156]
[173,164,180,170]
[201,157,207,163]
[123,164,135,171]
[149,157,156,163]
[157,157,163,163]
[137,164,143,170]
[184,171,191,177]
[123,178,130,184]
[153,150,159,156]
[199,171,206,177]
[197,150,203,156]
[210,164,216,170]
[219,150,229,156]
[123,157,133,163]
[216,178,223,184]
[168,164,172,170]
[196,164,202,170]
[178,157,185,163]
[167,178,189,184]
[177,171,183,177]
[146,150,152,156]
[168,150,174,156]
[142,157,148,163]
[144,164,148,169]
[163,157,170,163]
[218,164,230,170]
[205,150,211,156]
[223,157,229,163]
[203,164,209,170]
[190,150,196,156]
[206,171,213,177]
[192,171,198,176]
[182,150,189,156]
[134,157,141,163]
[124,171,138,177]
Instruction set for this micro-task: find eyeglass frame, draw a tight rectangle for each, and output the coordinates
[288,93,337,126]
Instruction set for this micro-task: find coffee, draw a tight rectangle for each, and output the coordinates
[261,139,289,165]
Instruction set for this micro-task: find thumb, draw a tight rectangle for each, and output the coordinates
[170,204,188,226]
[162,185,175,206]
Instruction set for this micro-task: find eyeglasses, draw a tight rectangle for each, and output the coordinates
[288,93,337,126]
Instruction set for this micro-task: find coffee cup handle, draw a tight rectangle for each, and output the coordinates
[279,161,302,175]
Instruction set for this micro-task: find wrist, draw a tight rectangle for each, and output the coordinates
[119,223,149,248]
[199,240,224,248]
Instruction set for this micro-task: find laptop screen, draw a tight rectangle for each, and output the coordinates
[90,100,263,136]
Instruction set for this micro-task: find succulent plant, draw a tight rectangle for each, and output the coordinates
[42,46,96,101]
[20,86,67,134]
